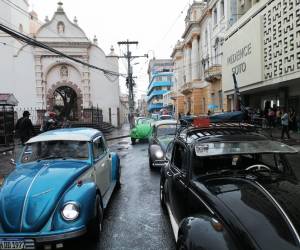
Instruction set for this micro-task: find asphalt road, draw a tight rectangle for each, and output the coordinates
[1,136,300,250]
[67,138,176,250]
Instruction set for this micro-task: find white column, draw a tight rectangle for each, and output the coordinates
[34,55,44,108]
[185,44,192,83]
[191,34,200,81]
[82,56,91,108]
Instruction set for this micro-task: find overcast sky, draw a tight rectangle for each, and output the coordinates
[29,0,190,97]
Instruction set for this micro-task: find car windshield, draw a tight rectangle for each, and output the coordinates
[137,119,151,125]
[194,140,297,157]
[159,115,172,120]
[21,140,89,163]
[157,124,177,136]
[192,152,291,177]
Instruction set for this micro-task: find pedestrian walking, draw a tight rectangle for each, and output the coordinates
[281,108,290,139]
[15,111,35,145]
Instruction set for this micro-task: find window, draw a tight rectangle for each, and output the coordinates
[57,21,65,33]
[19,24,23,33]
[218,90,223,110]
[21,141,89,163]
[172,143,186,170]
[213,7,218,25]
[93,137,106,159]
[166,142,174,160]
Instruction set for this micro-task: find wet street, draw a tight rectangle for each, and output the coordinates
[2,133,300,250]
[67,138,176,250]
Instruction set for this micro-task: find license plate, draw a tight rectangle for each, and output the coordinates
[0,239,24,250]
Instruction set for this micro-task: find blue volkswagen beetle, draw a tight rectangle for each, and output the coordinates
[0,128,121,249]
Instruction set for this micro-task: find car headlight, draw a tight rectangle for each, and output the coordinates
[61,202,80,221]
[155,150,164,159]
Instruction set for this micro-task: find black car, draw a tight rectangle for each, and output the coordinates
[148,119,178,169]
[160,123,300,250]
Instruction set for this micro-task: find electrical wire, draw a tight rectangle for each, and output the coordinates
[0,0,123,80]
[0,21,124,77]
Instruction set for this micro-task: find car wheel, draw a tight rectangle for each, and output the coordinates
[160,178,167,213]
[88,195,103,241]
[116,165,121,190]
[176,234,188,250]
[131,138,136,145]
[149,157,154,170]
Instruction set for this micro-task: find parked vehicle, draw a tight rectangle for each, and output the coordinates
[160,122,300,250]
[148,119,178,169]
[150,113,160,121]
[1,128,121,249]
[159,115,173,120]
[134,116,146,126]
[130,118,152,144]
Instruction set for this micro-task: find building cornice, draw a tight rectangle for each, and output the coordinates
[182,21,200,39]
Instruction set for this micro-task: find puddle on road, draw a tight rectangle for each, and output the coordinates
[118,141,129,145]
[117,146,129,151]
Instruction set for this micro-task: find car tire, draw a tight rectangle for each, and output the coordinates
[149,157,154,170]
[131,138,136,145]
[160,178,167,213]
[88,195,103,241]
[176,234,188,250]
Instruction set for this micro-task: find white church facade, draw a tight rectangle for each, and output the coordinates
[0,1,121,127]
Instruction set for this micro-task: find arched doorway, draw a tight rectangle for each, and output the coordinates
[53,86,78,120]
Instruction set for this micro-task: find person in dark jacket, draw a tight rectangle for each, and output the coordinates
[15,111,35,145]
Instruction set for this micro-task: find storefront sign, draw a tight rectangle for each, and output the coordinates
[222,16,263,92]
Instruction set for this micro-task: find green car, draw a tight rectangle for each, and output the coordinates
[130,118,153,144]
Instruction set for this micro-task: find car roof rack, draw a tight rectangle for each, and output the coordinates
[175,118,261,143]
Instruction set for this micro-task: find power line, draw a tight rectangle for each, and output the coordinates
[118,40,148,128]
[0,0,122,81]
[0,21,124,77]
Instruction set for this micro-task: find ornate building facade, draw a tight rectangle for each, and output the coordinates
[171,0,229,116]
[222,0,300,112]
[0,1,121,126]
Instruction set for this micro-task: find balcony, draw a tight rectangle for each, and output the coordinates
[147,82,172,96]
[180,82,193,95]
[147,90,168,103]
[147,103,163,112]
[204,65,222,82]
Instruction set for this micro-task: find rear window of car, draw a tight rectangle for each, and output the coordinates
[21,140,89,163]
[157,124,177,136]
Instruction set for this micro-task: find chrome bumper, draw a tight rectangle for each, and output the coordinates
[0,226,87,244]
[153,160,168,167]
[36,227,87,243]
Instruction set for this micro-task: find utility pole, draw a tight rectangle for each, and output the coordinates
[118,40,148,128]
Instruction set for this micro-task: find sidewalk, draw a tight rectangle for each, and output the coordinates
[260,127,300,146]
